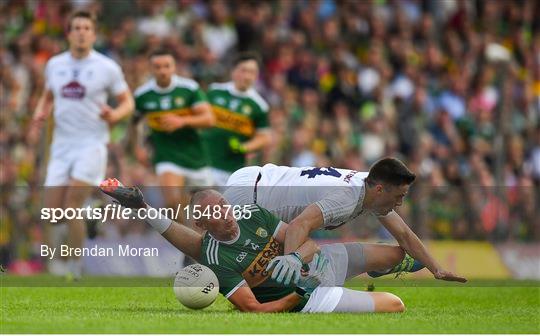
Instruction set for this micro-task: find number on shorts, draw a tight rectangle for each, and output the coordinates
[300,167,342,179]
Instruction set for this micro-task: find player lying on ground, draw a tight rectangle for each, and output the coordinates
[224,157,467,283]
[100,179,405,313]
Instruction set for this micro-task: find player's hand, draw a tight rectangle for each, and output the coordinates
[157,114,185,132]
[297,253,330,289]
[27,120,43,145]
[134,146,150,167]
[434,269,467,283]
[266,252,303,286]
[99,178,147,209]
[229,137,247,154]
[100,104,119,125]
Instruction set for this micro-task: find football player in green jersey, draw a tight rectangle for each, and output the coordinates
[133,50,215,221]
[202,52,271,186]
[100,179,405,313]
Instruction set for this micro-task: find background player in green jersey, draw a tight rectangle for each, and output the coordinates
[202,52,272,186]
[100,179,406,313]
[133,50,215,220]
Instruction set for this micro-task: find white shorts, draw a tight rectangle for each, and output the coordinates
[209,168,232,187]
[300,243,361,313]
[155,162,213,187]
[44,143,107,186]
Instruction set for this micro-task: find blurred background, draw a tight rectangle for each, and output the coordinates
[0,0,539,279]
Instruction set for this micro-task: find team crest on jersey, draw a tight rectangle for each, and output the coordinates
[229,99,240,110]
[255,228,267,238]
[61,80,86,99]
[174,97,185,106]
[160,96,172,109]
[241,105,252,115]
[144,101,158,109]
[214,97,226,105]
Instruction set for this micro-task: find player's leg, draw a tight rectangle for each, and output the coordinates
[319,243,424,284]
[42,185,68,275]
[155,163,187,221]
[43,145,72,275]
[332,288,405,313]
[63,178,94,280]
[65,144,107,280]
[300,286,404,313]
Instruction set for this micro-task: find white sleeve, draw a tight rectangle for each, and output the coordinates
[314,187,358,229]
[108,62,129,95]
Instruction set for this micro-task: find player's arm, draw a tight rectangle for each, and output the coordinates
[228,286,301,313]
[275,221,319,263]
[240,129,272,153]
[158,102,215,132]
[28,88,54,144]
[99,179,202,260]
[161,219,202,261]
[100,90,135,125]
[283,204,324,254]
[378,211,467,282]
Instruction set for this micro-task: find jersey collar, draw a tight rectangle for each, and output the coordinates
[226,81,254,98]
[209,226,241,245]
[152,75,177,93]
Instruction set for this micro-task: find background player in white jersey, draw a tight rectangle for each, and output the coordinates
[28,11,134,280]
[100,180,406,313]
[224,157,467,284]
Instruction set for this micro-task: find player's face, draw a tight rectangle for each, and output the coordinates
[372,184,409,216]
[198,195,238,240]
[232,60,259,91]
[150,55,176,86]
[67,17,96,52]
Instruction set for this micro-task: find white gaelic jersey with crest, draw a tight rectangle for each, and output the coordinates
[225,164,369,230]
[44,50,128,146]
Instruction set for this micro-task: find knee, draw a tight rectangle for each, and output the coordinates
[391,246,406,264]
[389,294,405,313]
[374,292,405,313]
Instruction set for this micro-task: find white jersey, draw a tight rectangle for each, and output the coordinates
[225,164,368,229]
[44,50,128,146]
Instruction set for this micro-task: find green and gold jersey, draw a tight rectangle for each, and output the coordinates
[134,75,209,169]
[202,82,270,173]
[200,204,302,307]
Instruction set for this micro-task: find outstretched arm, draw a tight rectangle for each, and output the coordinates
[99,179,202,260]
[378,211,467,282]
[161,219,202,261]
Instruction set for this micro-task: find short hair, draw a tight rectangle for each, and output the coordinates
[67,10,96,31]
[232,51,261,68]
[149,49,175,59]
[365,157,416,187]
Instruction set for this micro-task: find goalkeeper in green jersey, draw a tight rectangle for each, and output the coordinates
[100,179,405,313]
[202,52,271,186]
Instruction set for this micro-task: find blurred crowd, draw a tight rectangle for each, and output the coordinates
[1,0,539,259]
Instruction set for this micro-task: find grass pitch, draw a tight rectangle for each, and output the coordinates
[1,276,539,334]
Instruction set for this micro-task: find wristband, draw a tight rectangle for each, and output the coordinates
[290,251,303,263]
[144,206,173,234]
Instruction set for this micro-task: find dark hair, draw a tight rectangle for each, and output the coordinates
[365,157,416,187]
[67,10,96,31]
[149,49,175,59]
[232,51,261,67]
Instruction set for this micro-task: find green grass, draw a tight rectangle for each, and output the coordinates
[1,276,539,333]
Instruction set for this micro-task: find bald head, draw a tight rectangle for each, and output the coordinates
[190,189,225,209]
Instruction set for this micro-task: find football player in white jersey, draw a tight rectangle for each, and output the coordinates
[224,157,467,284]
[28,11,134,280]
